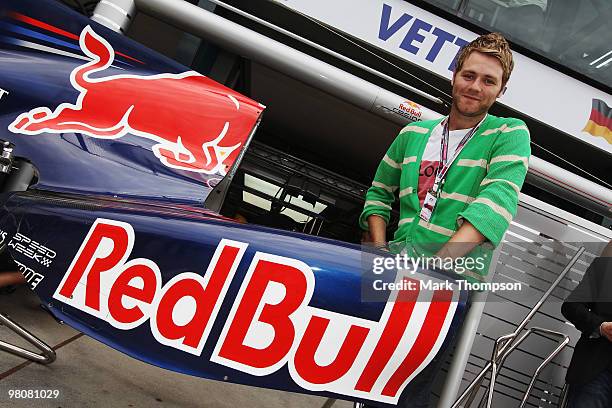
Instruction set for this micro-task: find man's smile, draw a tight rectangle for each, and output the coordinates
[462,94,481,101]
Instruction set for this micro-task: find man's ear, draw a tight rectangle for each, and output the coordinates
[498,85,507,97]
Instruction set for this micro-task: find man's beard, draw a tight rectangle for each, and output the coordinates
[452,97,488,118]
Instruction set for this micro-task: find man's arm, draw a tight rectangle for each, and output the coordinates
[367,214,388,248]
[436,120,529,263]
[436,220,485,259]
[561,257,605,336]
[562,241,612,340]
[359,132,408,245]
[561,297,606,337]
[457,119,531,248]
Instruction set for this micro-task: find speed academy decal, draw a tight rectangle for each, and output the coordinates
[53,218,459,404]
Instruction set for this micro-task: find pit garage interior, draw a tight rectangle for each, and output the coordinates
[1,1,611,408]
[217,61,404,242]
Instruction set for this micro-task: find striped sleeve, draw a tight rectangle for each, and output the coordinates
[359,132,407,230]
[458,119,531,246]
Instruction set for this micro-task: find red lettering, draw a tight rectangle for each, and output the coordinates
[58,221,130,311]
[355,278,419,392]
[108,263,157,324]
[155,277,209,348]
[294,316,369,384]
[382,289,453,397]
[218,259,307,369]
[155,244,242,350]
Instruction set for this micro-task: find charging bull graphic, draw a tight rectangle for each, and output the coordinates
[8,26,263,174]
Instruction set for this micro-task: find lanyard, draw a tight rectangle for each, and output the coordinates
[432,115,485,193]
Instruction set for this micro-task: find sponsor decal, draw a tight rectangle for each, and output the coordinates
[0,88,8,101]
[53,218,459,404]
[0,229,8,246]
[583,98,612,143]
[15,260,44,289]
[8,26,262,175]
[378,3,468,71]
[395,99,423,122]
[8,233,56,267]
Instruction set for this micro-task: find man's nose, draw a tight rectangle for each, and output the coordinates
[468,79,483,93]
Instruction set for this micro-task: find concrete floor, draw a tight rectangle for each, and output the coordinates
[0,286,353,408]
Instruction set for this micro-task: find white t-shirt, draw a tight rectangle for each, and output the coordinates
[417,124,472,206]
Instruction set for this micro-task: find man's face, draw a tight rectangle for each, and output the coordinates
[451,51,505,118]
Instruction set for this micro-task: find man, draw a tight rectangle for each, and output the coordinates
[561,241,612,408]
[360,32,530,407]
[361,32,530,279]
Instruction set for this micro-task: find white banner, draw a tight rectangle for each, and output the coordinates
[274,0,612,154]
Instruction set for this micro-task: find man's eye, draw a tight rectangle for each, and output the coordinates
[463,74,474,80]
[485,79,496,85]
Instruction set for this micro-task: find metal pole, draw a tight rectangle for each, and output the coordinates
[134,0,442,126]
[437,243,503,408]
[527,156,611,217]
[512,247,584,336]
[437,294,485,407]
[0,313,56,364]
[519,329,570,408]
[92,0,136,33]
[450,247,585,408]
[204,0,446,106]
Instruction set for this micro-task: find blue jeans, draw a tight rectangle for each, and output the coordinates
[568,366,612,408]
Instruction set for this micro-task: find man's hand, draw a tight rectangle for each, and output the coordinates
[600,322,612,342]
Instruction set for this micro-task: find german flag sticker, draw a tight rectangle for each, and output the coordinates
[582,99,612,143]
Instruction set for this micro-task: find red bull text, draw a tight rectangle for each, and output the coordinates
[398,100,422,119]
[53,218,459,404]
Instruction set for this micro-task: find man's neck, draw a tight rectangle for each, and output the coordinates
[447,109,487,131]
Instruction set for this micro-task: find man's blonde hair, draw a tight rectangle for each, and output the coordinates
[455,32,514,86]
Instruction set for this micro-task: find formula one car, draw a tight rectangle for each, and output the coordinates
[0,1,468,405]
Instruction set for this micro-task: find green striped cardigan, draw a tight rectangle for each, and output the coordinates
[360,114,531,280]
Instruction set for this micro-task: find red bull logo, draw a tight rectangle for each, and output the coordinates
[8,26,263,174]
[398,100,422,119]
[54,218,459,404]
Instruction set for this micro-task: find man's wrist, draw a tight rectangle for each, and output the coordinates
[436,246,451,259]
[373,242,389,250]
